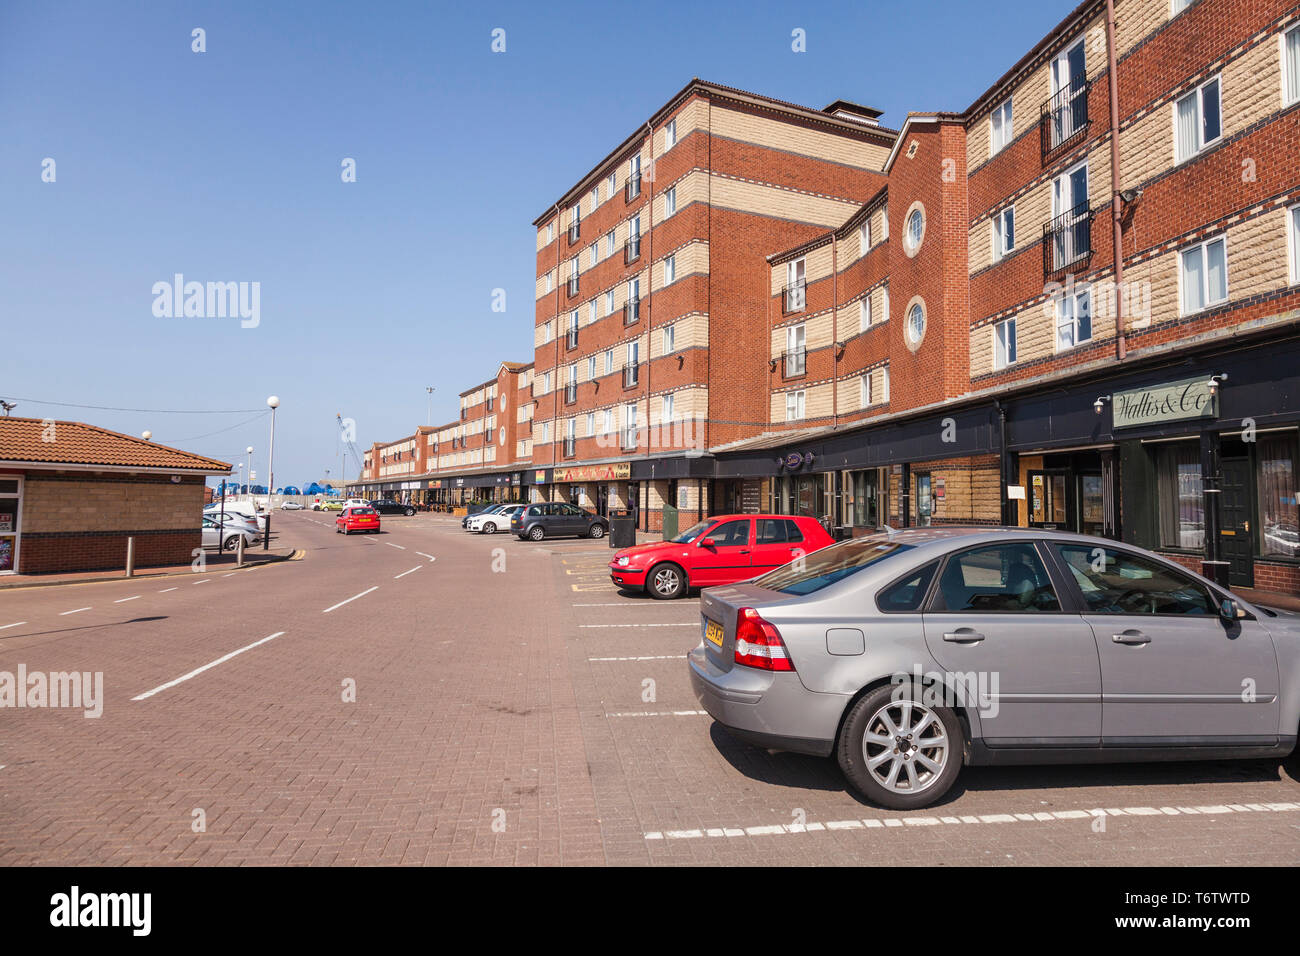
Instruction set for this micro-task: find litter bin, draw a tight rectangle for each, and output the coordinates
[608,508,636,549]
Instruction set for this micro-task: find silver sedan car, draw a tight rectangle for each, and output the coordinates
[689,527,1300,810]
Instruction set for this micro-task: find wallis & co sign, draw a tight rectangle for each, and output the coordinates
[1112,376,1217,429]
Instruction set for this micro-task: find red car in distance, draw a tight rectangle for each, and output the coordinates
[609,514,835,599]
[336,506,381,535]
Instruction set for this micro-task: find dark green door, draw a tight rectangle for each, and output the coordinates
[1220,457,1254,588]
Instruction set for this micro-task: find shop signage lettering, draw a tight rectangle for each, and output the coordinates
[552,462,630,482]
[1112,377,1216,429]
[778,452,815,470]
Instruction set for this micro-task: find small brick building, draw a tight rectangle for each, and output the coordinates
[0,417,231,575]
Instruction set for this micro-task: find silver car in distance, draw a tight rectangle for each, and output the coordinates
[689,527,1300,810]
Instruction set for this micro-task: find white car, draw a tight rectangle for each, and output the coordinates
[280,501,304,510]
[345,498,370,509]
[201,513,259,551]
[468,505,524,534]
[205,503,267,531]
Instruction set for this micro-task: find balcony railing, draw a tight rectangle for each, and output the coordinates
[1040,80,1090,161]
[566,328,579,350]
[1042,201,1093,277]
[623,363,640,389]
[625,175,642,202]
[624,237,641,264]
[564,382,577,404]
[563,437,576,458]
[568,221,581,243]
[782,347,807,379]
[566,275,580,298]
[624,297,640,325]
[783,281,806,314]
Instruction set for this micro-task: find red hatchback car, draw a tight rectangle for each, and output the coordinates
[336,506,381,535]
[609,514,835,599]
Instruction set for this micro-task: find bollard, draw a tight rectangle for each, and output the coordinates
[125,536,135,578]
[236,533,245,568]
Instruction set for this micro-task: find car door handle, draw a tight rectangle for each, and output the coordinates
[738,549,750,554]
[943,629,985,644]
[1112,629,1151,645]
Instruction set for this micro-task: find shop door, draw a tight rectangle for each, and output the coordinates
[596,484,609,517]
[1029,470,1069,530]
[1220,458,1254,588]
[795,477,819,517]
[0,477,21,574]
[915,473,933,527]
[663,480,679,539]
[1076,473,1105,537]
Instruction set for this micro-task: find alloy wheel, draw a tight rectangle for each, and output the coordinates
[861,699,950,796]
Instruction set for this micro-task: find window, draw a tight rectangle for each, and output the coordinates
[880,366,889,402]
[756,518,803,545]
[623,404,639,447]
[1050,161,1090,269]
[605,229,616,257]
[586,412,595,436]
[664,254,676,285]
[542,321,552,344]
[602,409,613,434]
[905,302,925,348]
[627,277,640,310]
[1259,434,1300,557]
[541,421,551,443]
[1154,443,1205,549]
[877,562,939,613]
[544,272,553,293]
[587,355,597,379]
[935,543,1060,612]
[785,324,806,376]
[665,118,677,149]
[859,220,871,252]
[881,282,889,322]
[607,172,617,200]
[757,534,915,596]
[1180,236,1228,314]
[605,289,615,316]
[860,372,871,407]
[994,318,1017,369]
[604,349,613,375]
[880,205,888,240]
[542,371,551,392]
[1171,0,1194,14]
[785,390,805,422]
[993,206,1015,259]
[990,97,1013,154]
[1048,40,1087,150]
[546,223,554,243]
[1053,544,1215,616]
[664,186,677,217]
[785,258,806,311]
[590,244,600,267]
[1290,204,1300,284]
[1287,24,1300,106]
[588,300,597,325]
[662,323,676,353]
[590,187,599,210]
[662,392,674,422]
[1055,286,1091,350]
[626,340,639,366]
[859,295,871,332]
[904,205,925,255]
[1175,76,1221,163]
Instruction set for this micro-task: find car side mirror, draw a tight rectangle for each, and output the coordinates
[1219,598,1241,621]
[700,537,717,549]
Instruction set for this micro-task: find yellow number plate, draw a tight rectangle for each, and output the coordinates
[705,620,725,648]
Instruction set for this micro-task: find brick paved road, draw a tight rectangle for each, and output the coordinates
[1,511,1297,865]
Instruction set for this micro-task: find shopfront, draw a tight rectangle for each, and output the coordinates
[553,462,631,517]
[0,476,22,574]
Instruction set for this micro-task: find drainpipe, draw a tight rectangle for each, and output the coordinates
[553,202,562,496]
[643,120,654,525]
[1105,0,1127,361]
[831,232,839,428]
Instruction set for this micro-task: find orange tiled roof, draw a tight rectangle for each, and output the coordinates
[0,417,231,473]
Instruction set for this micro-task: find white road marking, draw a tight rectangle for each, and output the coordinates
[589,655,687,662]
[643,802,1300,840]
[414,552,436,562]
[384,542,406,550]
[394,566,422,579]
[0,622,28,631]
[113,596,141,604]
[158,587,179,593]
[573,603,697,607]
[579,623,697,629]
[607,710,709,717]
[60,607,92,616]
[223,572,237,577]
[193,579,211,585]
[323,586,379,613]
[132,631,287,701]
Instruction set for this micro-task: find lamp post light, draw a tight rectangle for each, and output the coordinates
[263,397,279,549]
[246,447,254,501]
[427,386,435,426]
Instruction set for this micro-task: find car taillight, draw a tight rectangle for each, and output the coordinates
[733,607,794,671]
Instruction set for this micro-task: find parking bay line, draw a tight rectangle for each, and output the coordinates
[589,654,687,661]
[414,552,436,562]
[607,710,709,717]
[394,566,422,579]
[0,622,27,631]
[579,623,698,629]
[384,542,407,550]
[131,631,287,701]
[322,586,379,613]
[643,802,1300,841]
[60,607,92,616]
[158,587,179,593]
[113,596,141,603]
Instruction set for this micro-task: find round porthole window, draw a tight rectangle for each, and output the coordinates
[903,201,926,258]
[904,297,927,352]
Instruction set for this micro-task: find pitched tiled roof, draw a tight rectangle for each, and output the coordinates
[0,417,231,473]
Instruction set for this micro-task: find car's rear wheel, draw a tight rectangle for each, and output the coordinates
[838,684,962,811]
[222,536,240,552]
[588,523,606,539]
[647,563,685,600]
[404,508,415,516]
[528,525,546,541]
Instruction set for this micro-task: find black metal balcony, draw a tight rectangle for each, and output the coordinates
[624,237,641,264]
[623,363,640,389]
[625,175,641,202]
[624,297,640,325]
[1040,80,1090,161]
[1042,201,1093,278]
[783,281,806,314]
[782,347,806,380]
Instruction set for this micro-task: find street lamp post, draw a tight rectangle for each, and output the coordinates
[246,447,254,501]
[263,397,279,549]
[426,386,435,426]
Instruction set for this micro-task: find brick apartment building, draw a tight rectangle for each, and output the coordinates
[353,0,1300,591]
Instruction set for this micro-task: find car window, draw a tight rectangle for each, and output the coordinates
[756,519,787,544]
[562,504,583,515]
[934,543,1060,612]
[671,520,711,544]
[1052,544,1216,615]
[706,520,751,547]
[755,534,915,595]
[527,506,541,516]
[877,561,939,613]
[783,520,805,543]
[353,508,376,515]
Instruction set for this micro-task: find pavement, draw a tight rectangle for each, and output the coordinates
[0,511,1297,865]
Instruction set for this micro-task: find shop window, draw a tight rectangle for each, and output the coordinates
[1258,434,1299,558]
[1154,443,1204,550]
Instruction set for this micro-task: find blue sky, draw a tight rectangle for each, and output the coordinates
[0,0,1076,487]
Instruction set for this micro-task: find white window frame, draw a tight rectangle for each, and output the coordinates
[586,412,596,436]
[880,205,888,240]
[993,206,1016,260]
[860,372,871,408]
[1173,74,1222,164]
[1179,235,1229,315]
[587,355,597,379]
[604,349,614,375]
[626,340,639,367]
[602,409,614,435]
[664,254,676,285]
[989,97,1013,156]
[663,322,676,354]
[665,186,677,217]
[859,220,871,254]
[905,207,924,255]
[785,390,806,422]
[542,321,552,344]
[590,244,600,267]
[588,300,598,325]
[544,272,553,293]
[665,118,677,149]
[880,366,889,403]
[623,404,639,446]
[605,229,616,257]
[662,392,675,422]
[1286,24,1300,107]
[546,223,554,243]
[1289,203,1300,285]
[605,289,615,316]
[1170,0,1194,16]
[542,371,551,392]
[881,282,890,323]
[993,318,1017,370]
[607,172,617,200]
[1054,286,1094,351]
[859,295,872,332]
